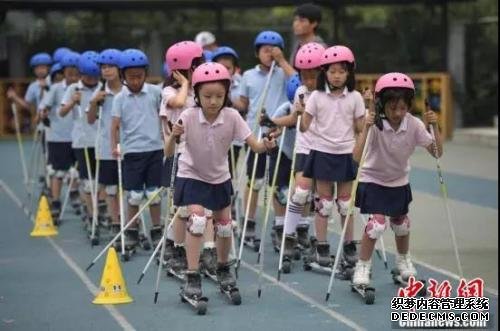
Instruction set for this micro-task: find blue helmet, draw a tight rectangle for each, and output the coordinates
[50,62,63,76]
[203,50,213,62]
[97,48,122,66]
[119,49,149,69]
[60,51,81,68]
[30,52,52,67]
[78,56,100,77]
[81,50,99,62]
[211,46,239,62]
[286,74,301,103]
[53,47,72,63]
[254,30,284,50]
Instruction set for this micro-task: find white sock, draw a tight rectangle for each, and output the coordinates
[284,201,302,235]
[166,225,175,241]
[203,241,216,249]
[275,216,285,226]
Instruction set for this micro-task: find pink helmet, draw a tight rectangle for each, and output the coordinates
[294,42,326,69]
[374,72,415,95]
[192,62,231,86]
[165,41,203,71]
[320,45,355,67]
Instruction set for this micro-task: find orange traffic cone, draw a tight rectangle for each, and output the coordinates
[92,247,133,305]
[30,195,58,237]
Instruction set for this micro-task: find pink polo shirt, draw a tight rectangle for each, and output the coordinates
[292,85,315,155]
[305,87,365,154]
[360,113,433,187]
[177,107,252,184]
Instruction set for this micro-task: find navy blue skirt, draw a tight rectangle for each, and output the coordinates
[174,177,233,211]
[355,182,413,217]
[294,153,308,173]
[161,154,180,188]
[303,150,357,182]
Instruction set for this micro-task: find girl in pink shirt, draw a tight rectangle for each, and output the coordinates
[300,45,365,271]
[351,73,443,287]
[166,62,275,302]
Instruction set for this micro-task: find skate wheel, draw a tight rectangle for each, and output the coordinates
[166,271,174,277]
[303,263,312,271]
[181,296,187,303]
[91,237,99,246]
[293,249,301,261]
[196,301,207,315]
[231,292,241,306]
[143,242,151,251]
[283,261,291,274]
[350,286,356,293]
[365,290,375,305]
[253,243,260,253]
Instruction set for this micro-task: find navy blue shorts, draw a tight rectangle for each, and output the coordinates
[161,154,180,188]
[123,150,163,191]
[294,153,308,173]
[269,150,292,190]
[174,177,233,211]
[303,150,357,182]
[246,149,266,179]
[48,142,75,171]
[355,182,413,217]
[73,148,96,180]
[98,160,118,186]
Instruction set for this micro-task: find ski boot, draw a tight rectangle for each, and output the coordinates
[296,224,311,260]
[242,219,260,252]
[391,254,427,296]
[200,247,218,280]
[121,227,139,261]
[50,200,61,226]
[180,271,208,315]
[303,238,335,274]
[216,262,241,305]
[97,200,109,228]
[69,189,81,215]
[281,234,298,274]
[166,245,187,280]
[351,260,376,304]
[110,224,122,251]
[158,238,174,267]
[335,241,358,280]
[149,225,163,249]
[271,224,283,253]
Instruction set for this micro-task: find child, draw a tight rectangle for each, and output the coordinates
[162,41,215,274]
[351,73,442,286]
[232,30,289,244]
[300,45,365,271]
[111,49,163,253]
[38,51,79,221]
[60,51,101,230]
[165,62,275,301]
[87,49,124,243]
[268,42,325,258]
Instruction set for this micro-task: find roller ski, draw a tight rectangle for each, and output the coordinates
[180,271,208,315]
[216,262,241,305]
[166,245,187,281]
[242,220,260,252]
[302,237,335,274]
[281,235,298,274]
[391,255,427,297]
[351,260,376,304]
[50,200,61,226]
[121,228,139,262]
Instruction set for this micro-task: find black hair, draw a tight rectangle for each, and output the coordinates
[376,87,415,114]
[164,56,204,88]
[294,3,322,30]
[193,79,232,110]
[316,61,355,92]
[212,54,239,69]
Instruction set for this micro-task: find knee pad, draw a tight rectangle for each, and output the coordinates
[274,186,289,206]
[127,190,144,206]
[55,170,66,179]
[336,194,350,217]
[105,185,117,196]
[187,213,207,236]
[291,185,309,205]
[314,196,334,218]
[248,178,264,190]
[82,179,92,194]
[365,214,386,239]
[390,215,410,237]
[205,209,213,219]
[216,218,233,238]
[47,164,55,177]
[145,187,161,205]
[69,167,79,179]
[177,206,190,219]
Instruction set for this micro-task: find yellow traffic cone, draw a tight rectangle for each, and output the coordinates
[30,195,58,237]
[92,247,133,305]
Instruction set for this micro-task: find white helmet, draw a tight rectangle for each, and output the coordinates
[195,31,216,47]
